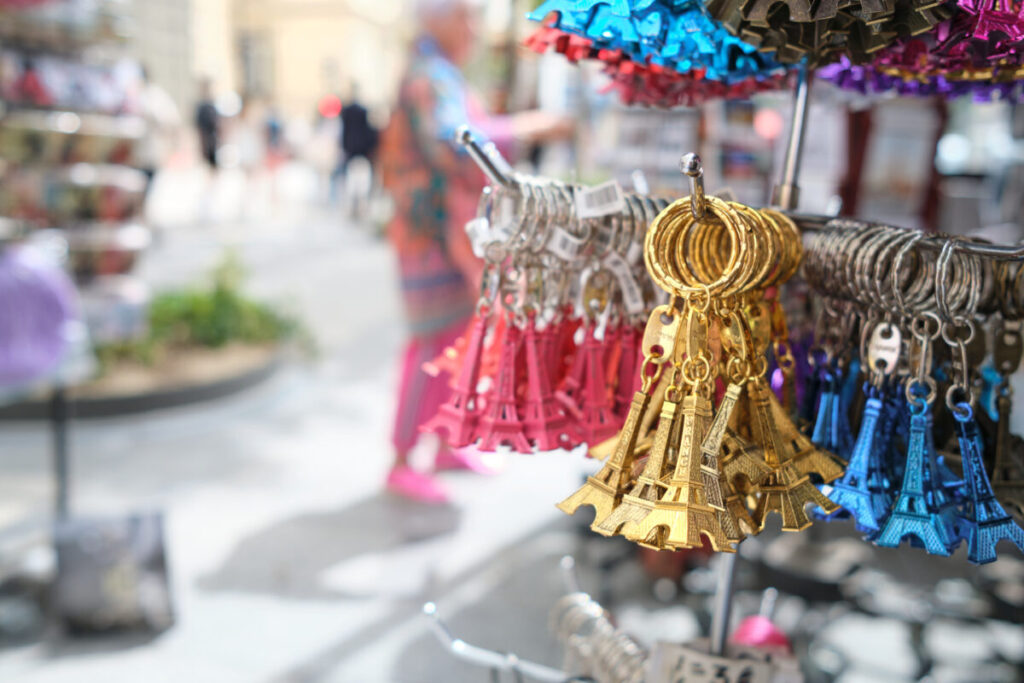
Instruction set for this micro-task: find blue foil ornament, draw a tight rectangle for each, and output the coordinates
[528,0,787,84]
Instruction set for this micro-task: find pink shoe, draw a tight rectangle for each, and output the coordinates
[435,447,503,475]
[386,466,450,504]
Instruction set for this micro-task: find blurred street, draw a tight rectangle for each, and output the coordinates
[0,163,590,682]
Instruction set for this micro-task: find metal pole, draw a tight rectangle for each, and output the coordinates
[709,552,738,657]
[772,60,813,211]
[50,386,69,521]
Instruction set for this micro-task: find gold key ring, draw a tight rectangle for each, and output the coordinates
[645,195,747,299]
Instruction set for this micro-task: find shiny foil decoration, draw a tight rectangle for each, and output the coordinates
[705,0,954,65]
[818,57,1024,100]
[527,0,788,85]
[819,0,1024,100]
[525,25,789,107]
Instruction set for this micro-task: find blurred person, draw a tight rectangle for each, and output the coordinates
[234,96,266,178]
[264,104,285,169]
[379,0,573,503]
[136,65,182,194]
[339,84,379,176]
[194,78,219,171]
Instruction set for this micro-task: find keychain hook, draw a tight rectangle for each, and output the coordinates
[680,152,707,220]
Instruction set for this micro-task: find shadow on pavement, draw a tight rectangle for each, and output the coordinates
[198,493,460,599]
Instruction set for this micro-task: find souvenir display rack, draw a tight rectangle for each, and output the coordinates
[416,9,1024,669]
[0,0,151,346]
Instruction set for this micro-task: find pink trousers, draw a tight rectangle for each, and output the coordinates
[391,319,468,455]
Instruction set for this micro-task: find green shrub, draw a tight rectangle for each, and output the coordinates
[94,252,300,372]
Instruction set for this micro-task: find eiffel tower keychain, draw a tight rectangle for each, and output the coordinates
[875,314,958,555]
[829,318,905,534]
[626,302,738,551]
[991,318,1024,522]
[953,399,1024,564]
[556,302,680,527]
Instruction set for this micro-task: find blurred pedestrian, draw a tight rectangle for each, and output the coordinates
[379,0,573,503]
[264,104,285,169]
[339,84,378,176]
[136,65,181,195]
[194,78,219,171]
[234,96,266,179]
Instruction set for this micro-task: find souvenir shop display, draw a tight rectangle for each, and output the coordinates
[0,0,150,342]
[525,0,791,107]
[416,0,1024,673]
[525,0,1024,104]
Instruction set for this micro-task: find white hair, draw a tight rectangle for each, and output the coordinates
[415,0,483,20]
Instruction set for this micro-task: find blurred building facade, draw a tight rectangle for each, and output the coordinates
[128,0,527,119]
[231,0,412,116]
[129,0,195,111]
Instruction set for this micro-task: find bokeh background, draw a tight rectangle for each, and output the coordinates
[0,1,1022,682]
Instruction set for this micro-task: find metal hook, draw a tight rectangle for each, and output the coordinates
[680,152,706,220]
[559,555,581,594]
[422,602,569,682]
[456,125,519,190]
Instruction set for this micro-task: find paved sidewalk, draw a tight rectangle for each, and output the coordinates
[0,172,593,681]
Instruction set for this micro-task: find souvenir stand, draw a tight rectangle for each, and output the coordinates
[0,0,150,522]
[415,0,1024,679]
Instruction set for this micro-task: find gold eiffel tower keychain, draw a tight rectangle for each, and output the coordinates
[620,189,757,552]
[626,302,736,552]
[587,373,669,461]
[556,302,681,527]
[744,297,846,486]
[593,330,687,543]
[724,301,835,532]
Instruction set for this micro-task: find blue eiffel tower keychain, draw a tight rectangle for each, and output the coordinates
[877,316,958,555]
[876,390,956,555]
[811,362,855,460]
[828,321,901,533]
[953,401,1024,564]
[799,351,827,429]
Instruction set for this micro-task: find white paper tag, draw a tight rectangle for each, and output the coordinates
[630,169,650,195]
[604,251,645,315]
[626,241,643,265]
[575,180,626,219]
[465,217,491,258]
[546,227,586,261]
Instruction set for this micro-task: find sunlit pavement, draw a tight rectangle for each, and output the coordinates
[0,163,589,682]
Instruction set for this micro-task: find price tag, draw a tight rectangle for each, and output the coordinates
[626,241,643,265]
[605,251,645,315]
[575,180,626,219]
[995,320,1024,374]
[465,217,491,258]
[631,169,650,195]
[547,227,586,261]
